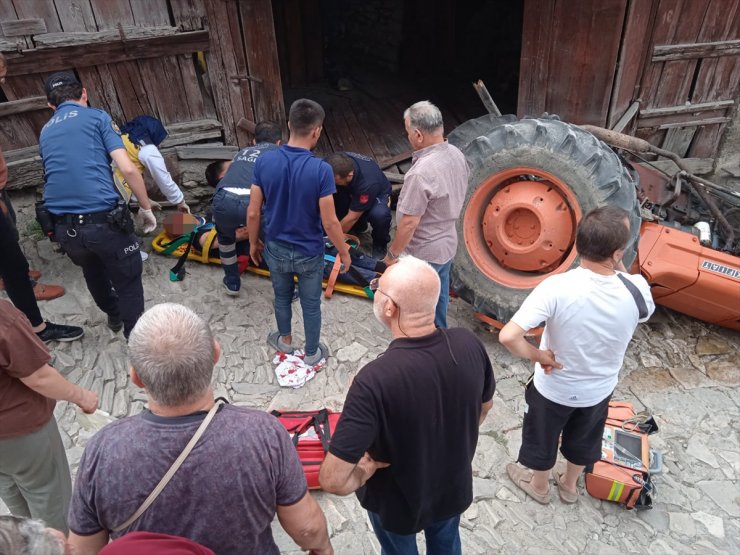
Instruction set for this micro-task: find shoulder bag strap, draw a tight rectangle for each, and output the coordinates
[111,400,224,533]
[616,273,649,320]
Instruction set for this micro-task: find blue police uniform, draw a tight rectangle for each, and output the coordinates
[333,152,392,257]
[39,102,144,337]
[211,142,278,292]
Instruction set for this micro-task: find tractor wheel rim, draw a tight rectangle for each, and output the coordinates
[464,167,582,288]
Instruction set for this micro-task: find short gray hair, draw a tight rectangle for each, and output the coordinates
[128,303,214,406]
[0,516,65,555]
[404,101,443,134]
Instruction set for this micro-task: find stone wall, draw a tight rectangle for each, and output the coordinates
[708,94,740,194]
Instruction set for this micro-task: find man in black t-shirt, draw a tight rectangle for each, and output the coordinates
[319,256,495,554]
[325,152,392,259]
[211,122,282,295]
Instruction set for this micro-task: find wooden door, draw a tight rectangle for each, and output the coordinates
[204,0,285,146]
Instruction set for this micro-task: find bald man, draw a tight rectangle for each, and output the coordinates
[319,256,495,554]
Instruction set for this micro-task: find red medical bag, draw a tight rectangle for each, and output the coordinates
[270,409,341,489]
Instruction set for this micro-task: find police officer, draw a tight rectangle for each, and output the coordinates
[39,72,157,338]
[211,121,282,295]
[324,151,392,259]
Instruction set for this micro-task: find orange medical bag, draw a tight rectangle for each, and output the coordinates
[584,401,660,509]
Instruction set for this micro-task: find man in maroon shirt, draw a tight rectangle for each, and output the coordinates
[0,299,98,533]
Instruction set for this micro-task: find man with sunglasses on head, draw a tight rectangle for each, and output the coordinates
[319,255,495,555]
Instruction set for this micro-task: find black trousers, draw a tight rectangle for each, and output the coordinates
[0,190,44,327]
[54,221,144,338]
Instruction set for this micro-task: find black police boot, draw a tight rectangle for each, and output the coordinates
[36,322,84,343]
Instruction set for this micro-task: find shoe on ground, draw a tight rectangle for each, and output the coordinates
[222,278,240,296]
[303,342,329,366]
[107,314,123,333]
[33,282,65,301]
[267,331,295,354]
[36,322,84,343]
[552,461,579,503]
[506,462,550,504]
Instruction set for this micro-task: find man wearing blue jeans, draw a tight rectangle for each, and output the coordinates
[248,99,351,366]
[212,121,282,295]
[319,257,495,554]
[383,101,469,328]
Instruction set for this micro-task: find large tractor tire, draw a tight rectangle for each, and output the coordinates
[448,115,641,322]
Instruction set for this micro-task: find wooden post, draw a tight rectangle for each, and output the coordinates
[473,80,502,117]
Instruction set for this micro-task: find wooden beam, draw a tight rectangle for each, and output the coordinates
[4,31,209,76]
[0,95,48,117]
[1,18,47,37]
[611,101,640,133]
[656,117,730,130]
[379,151,413,170]
[175,145,237,160]
[640,99,734,117]
[473,80,502,117]
[652,39,740,62]
[638,158,713,176]
[32,26,177,48]
[160,119,223,148]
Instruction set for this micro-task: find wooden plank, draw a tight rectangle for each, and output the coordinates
[638,107,730,127]
[662,126,696,156]
[656,116,730,129]
[178,53,207,120]
[539,0,629,125]
[204,0,251,145]
[54,0,97,32]
[653,39,740,61]
[689,0,740,157]
[11,0,62,32]
[640,99,734,116]
[32,26,178,47]
[159,118,222,148]
[0,94,46,117]
[638,0,683,110]
[1,18,46,36]
[517,0,555,117]
[107,60,155,120]
[239,0,285,126]
[137,55,191,124]
[171,0,206,31]
[4,31,210,76]
[611,101,640,132]
[129,0,170,26]
[653,0,712,110]
[175,145,237,160]
[607,0,658,129]
[637,157,714,174]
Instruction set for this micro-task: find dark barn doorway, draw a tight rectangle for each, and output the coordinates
[272,0,523,167]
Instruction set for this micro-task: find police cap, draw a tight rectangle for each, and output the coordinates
[44,72,81,95]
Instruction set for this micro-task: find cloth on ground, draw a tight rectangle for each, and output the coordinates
[272,351,326,389]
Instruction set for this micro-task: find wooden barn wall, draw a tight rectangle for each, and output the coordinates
[0,0,285,191]
[518,0,740,162]
[0,0,214,153]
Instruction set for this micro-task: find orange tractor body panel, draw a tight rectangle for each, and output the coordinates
[636,222,740,330]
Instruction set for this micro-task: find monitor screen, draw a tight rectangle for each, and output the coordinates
[615,429,643,462]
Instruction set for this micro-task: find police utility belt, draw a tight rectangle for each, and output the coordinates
[35,199,134,240]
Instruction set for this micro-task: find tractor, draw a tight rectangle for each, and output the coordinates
[447,114,740,330]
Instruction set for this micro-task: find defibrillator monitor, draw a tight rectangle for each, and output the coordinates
[614,429,643,467]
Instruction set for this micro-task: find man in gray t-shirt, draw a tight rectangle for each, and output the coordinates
[384,101,469,329]
[68,303,332,555]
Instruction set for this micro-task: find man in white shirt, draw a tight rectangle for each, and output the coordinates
[499,206,654,505]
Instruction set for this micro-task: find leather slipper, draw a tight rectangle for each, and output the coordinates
[506,463,550,504]
[552,461,579,504]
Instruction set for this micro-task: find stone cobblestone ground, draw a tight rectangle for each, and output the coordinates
[2,191,739,554]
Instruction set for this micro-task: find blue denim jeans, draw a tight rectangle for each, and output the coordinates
[429,259,452,329]
[212,189,250,290]
[264,240,324,355]
[368,512,462,555]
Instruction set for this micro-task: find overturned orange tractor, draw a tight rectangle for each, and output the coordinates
[448,115,740,330]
